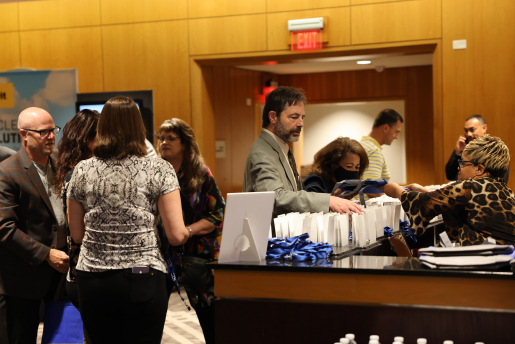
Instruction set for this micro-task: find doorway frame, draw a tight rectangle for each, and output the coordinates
[189,39,444,184]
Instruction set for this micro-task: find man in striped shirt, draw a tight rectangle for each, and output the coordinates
[360,109,404,197]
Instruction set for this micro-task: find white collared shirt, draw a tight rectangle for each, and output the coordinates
[263,128,297,191]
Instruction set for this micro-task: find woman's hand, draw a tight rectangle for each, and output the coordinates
[190,219,217,236]
[383,182,404,200]
[406,183,431,193]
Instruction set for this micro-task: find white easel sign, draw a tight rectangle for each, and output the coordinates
[218,191,275,263]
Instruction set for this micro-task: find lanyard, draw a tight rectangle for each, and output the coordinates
[164,251,191,311]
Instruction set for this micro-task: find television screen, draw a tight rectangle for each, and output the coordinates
[78,101,141,113]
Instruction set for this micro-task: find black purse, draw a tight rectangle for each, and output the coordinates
[178,255,213,291]
[175,185,214,291]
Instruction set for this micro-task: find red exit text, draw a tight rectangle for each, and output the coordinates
[291,29,322,51]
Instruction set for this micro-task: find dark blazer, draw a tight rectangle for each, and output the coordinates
[0,146,15,163]
[0,147,60,298]
[303,173,336,194]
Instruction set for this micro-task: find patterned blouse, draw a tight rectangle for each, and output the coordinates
[401,177,515,246]
[179,166,224,259]
[171,165,224,307]
[67,156,179,273]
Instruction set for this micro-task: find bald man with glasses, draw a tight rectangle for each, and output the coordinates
[0,107,68,343]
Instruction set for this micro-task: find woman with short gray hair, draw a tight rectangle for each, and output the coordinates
[383,135,515,246]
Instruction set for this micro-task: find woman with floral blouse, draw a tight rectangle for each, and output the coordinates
[384,135,515,246]
[157,118,225,344]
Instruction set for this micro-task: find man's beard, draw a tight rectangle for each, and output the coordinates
[28,138,54,155]
[276,120,301,143]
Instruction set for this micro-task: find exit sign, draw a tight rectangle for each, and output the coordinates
[291,29,322,51]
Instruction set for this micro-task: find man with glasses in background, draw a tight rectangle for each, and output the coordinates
[445,114,509,183]
[0,107,69,343]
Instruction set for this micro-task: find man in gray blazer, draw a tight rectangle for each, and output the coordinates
[0,146,15,163]
[243,87,362,229]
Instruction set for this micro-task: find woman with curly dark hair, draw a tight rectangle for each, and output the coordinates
[54,109,99,343]
[157,118,225,344]
[303,137,369,193]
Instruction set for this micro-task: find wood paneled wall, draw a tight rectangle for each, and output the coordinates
[210,66,264,197]
[0,0,514,189]
[442,0,515,190]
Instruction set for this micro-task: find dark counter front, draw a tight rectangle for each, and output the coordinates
[211,256,515,344]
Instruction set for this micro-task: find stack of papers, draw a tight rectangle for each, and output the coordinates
[419,245,515,270]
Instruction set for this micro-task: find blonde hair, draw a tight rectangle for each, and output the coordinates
[463,135,510,177]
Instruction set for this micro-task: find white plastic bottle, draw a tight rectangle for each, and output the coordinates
[417,339,427,344]
[394,337,404,343]
[345,333,357,344]
[370,335,379,341]
[340,339,350,344]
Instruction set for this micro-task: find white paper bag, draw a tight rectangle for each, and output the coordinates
[352,213,367,247]
[302,215,316,242]
[322,213,333,243]
[393,204,401,232]
[338,213,349,246]
[316,214,324,243]
[273,217,283,238]
[279,216,290,238]
[385,204,394,229]
[326,214,337,246]
[364,209,377,244]
[293,214,305,237]
[375,207,385,238]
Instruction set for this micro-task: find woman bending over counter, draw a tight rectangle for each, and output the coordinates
[303,137,369,193]
[384,135,515,246]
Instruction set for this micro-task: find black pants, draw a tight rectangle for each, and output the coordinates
[0,268,64,344]
[166,279,215,344]
[76,268,168,344]
[66,280,91,344]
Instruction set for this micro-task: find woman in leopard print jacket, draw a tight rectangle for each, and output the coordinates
[384,135,515,246]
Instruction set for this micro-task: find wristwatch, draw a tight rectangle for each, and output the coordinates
[187,226,192,237]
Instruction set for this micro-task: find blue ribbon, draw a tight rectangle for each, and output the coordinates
[384,226,394,237]
[399,220,417,243]
[164,251,191,311]
[267,233,333,262]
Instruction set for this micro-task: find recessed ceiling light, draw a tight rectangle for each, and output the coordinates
[357,60,372,65]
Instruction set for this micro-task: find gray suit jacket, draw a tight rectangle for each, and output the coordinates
[243,130,329,219]
[0,146,15,163]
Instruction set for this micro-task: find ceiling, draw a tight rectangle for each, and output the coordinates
[236,53,433,75]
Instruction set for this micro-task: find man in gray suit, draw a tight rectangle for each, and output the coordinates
[243,87,362,228]
[0,146,15,163]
